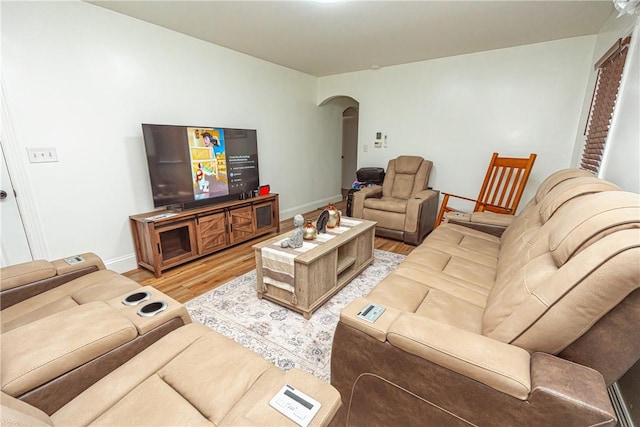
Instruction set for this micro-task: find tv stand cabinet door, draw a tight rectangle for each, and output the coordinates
[228,205,255,244]
[154,219,197,274]
[253,200,278,235]
[197,211,228,254]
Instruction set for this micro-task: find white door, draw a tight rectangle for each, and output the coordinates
[0,143,32,266]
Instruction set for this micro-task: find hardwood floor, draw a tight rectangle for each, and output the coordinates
[122,199,415,303]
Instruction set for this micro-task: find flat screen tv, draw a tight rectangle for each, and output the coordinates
[141,124,259,209]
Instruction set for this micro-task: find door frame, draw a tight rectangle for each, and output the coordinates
[1,78,50,260]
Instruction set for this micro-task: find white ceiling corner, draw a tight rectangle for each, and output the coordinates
[87,1,614,77]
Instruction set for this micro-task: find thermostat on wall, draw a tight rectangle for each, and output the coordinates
[374,132,383,148]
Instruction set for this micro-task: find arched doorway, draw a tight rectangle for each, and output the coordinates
[318,95,360,199]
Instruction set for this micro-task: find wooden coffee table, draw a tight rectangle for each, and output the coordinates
[253,218,376,319]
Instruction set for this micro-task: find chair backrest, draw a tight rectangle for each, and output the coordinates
[382,156,432,200]
[483,191,640,373]
[499,168,597,252]
[475,152,537,215]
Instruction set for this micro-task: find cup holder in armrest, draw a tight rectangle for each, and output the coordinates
[137,301,168,317]
[122,291,151,306]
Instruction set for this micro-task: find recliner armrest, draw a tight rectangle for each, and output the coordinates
[352,185,382,217]
[339,297,402,342]
[0,253,105,310]
[50,253,105,276]
[0,253,105,292]
[404,190,440,236]
[387,312,531,399]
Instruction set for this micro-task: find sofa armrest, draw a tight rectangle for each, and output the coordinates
[331,321,616,427]
[50,253,105,276]
[387,313,531,399]
[352,185,382,218]
[339,297,402,342]
[0,253,105,310]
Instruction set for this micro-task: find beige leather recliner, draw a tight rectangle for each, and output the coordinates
[352,156,439,245]
[1,323,341,426]
[0,253,141,332]
[331,170,639,426]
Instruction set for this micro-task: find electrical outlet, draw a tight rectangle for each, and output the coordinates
[27,147,58,163]
[363,144,369,153]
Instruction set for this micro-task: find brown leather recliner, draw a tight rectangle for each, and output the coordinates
[331,170,639,426]
[352,156,439,245]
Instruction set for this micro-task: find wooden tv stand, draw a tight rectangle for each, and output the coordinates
[130,194,279,277]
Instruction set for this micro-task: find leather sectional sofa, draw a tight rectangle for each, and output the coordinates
[331,169,640,426]
[0,255,340,426]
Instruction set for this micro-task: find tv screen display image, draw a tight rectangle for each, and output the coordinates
[142,124,259,208]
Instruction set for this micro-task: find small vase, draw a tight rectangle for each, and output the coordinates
[327,203,341,228]
[303,219,317,240]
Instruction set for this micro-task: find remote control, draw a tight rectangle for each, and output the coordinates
[269,384,321,427]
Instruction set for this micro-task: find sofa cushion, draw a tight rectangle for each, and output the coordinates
[362,208,405,231]
[497,176,621,278]
[426,223,500,258]
[549,191,639,266]
[1,301,137,397]
[50,323,340,426]
[0,260,56,292]
[538,177,621,224]
[483,192,640,353]
[534,169,594,203]
[500,170,601,255]
[1,270,140,332]
[364,196,407,213]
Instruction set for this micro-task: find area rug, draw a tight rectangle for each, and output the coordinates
[186,249,405,382]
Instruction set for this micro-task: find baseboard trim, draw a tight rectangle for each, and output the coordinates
[280,194,343,220]
[105,254,138,274]
[609,382,635,427]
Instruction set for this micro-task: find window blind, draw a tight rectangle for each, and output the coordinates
[580,36,631,174]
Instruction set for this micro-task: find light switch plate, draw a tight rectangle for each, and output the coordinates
[27,147,58,163]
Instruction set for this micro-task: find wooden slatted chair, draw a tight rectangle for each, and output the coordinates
[434,152,537,227]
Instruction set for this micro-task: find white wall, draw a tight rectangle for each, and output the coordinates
[1,1,344,271]
[318,36,597,210]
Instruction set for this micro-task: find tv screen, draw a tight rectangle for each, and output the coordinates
[142,124,259,208]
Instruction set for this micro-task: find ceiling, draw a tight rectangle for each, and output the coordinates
[88,1,614,77]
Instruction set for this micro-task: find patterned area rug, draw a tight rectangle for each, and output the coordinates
[186,249,405,382]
